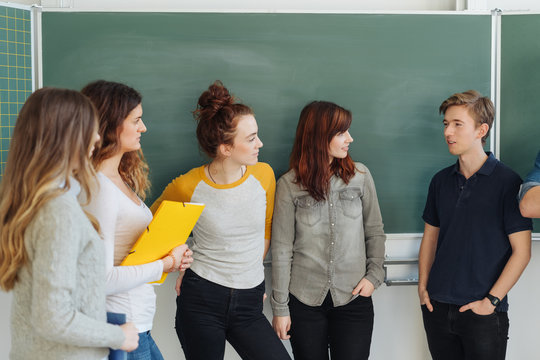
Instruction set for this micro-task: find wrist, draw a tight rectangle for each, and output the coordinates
[486,293,501,307]
[162,255,174,272]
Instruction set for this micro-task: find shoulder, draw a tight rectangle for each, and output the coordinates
[493,160,523,186]
[173,166,205,187]
[249,162,275,178]
[431,164,455,182]
[31,193,88,236]
[276,168,296,187]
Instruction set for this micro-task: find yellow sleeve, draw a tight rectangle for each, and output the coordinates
[250,163,276,240]
[149,166,203,215]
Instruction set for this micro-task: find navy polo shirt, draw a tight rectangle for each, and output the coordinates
[422,152,532,311]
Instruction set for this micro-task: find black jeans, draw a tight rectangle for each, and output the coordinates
[175,269,291,360]
[421,300,509,360]
[288,293,374,360]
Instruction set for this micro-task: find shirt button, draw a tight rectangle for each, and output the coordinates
[330,203,333,207]
[331,223,334,226]
[331,242,334,245]
[330,260,333,263]
[328,280,331,283]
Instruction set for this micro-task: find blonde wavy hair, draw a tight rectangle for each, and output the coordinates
[81,80,150,200]
[0,88,99,291]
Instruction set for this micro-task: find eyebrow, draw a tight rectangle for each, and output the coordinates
[246,132,257,138]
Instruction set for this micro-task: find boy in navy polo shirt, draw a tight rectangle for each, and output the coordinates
[519,150,540,218]
[418,90,532,360]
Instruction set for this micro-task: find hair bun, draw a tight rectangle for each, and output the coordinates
[196,80,234,118]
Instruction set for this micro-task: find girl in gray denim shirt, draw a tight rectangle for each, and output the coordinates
[271,101,386,360]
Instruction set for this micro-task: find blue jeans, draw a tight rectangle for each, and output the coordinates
[421,300,509,360]
[175,269,291,360]
[288,293,374,360]
[107,312,127,360]
[127,331,164,360]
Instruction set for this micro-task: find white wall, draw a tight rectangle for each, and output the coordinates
[2,242,539,359]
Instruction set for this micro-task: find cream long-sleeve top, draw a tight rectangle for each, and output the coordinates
[82,172,163,332]
[10,180,125,360]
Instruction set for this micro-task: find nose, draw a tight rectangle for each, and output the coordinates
[257,136,263,148]
[346,131,353,143]
[444,124,453,137]
[139,120,147,133]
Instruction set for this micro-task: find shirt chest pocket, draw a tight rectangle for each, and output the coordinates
[338,188,363,219]
[295,195,323,227]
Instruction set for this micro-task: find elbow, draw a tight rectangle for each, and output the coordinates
[519,200,533,218]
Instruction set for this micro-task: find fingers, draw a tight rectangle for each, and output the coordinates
[272,317,291,340]
[263,293,267,302]
[424,298,433,312]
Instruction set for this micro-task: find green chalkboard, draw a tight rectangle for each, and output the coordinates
[42,12,492,233]
[500,14,540,231]
[0,5,32,178]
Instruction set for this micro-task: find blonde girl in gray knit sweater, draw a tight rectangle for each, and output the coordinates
[0,88,139,359]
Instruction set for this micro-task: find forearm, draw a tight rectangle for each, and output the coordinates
[489,231,532,300]
[520,186,540,218]
[263,238,270,261]
[418,224,439,291]
[364,231,386,287]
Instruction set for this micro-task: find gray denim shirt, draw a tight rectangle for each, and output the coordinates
[271,162,386,317]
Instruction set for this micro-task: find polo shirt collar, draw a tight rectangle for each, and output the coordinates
[452,151,498,176]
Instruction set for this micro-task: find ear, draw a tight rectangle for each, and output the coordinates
[477,123,489,139]
[218,143,232,157]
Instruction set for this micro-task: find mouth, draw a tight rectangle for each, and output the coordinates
[447,140,456,145]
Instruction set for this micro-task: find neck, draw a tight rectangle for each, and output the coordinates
[207,158,245,185]
[97,151,123,179]
[458,146,488,179]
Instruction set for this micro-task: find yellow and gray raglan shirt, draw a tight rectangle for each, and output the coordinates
[150,162,275,289]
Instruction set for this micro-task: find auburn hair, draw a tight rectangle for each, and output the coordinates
[290,101,356,201]
[0,88,99,291]
[194,80,253,158]
[81,80,150,200]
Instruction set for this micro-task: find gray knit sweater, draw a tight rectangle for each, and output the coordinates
[10,188,125,360]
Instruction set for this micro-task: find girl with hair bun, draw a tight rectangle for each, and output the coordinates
[151,81,291,360]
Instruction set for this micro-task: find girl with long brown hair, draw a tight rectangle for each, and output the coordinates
[81,80,193,360]
[271,101,386,360]
[0,87,139,359]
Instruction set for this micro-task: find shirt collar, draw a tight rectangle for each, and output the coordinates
[452,151,497,176]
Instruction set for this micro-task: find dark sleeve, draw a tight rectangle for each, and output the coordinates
[504,175,533,235]
[422,176,440,227]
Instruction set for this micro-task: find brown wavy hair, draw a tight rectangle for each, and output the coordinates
[194,80,253,158]
[290,101,356,201]
[0,88,99,291]
[81,80,150,200]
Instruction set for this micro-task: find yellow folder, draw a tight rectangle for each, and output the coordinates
[120,200,205,284]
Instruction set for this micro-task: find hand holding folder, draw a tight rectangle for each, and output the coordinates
[120,200,204,283]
